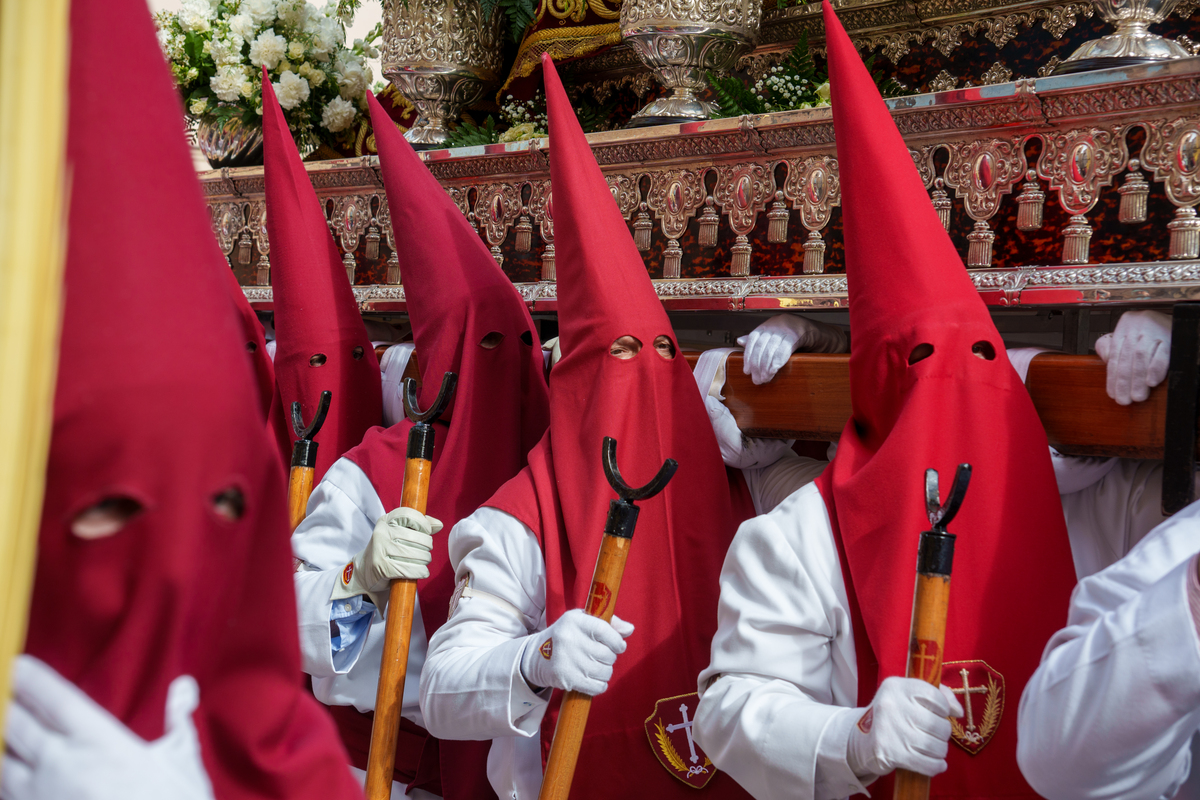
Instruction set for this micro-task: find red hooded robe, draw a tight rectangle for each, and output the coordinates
[813,3,1078,796]
[262,73,381,480]
[484,54,752,799]
[24,1,361,797]
[322,93,551,798]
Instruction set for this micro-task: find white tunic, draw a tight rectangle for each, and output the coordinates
[291,456,429,726]
[693,456,1176,800]
[1017,494,1200,800]
[419,452,824,800]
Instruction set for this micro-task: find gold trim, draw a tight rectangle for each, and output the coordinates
[500,22,623,95]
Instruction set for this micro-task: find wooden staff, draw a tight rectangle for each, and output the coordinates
[365,373,457,800]
[286,390,331,532]
[894,464,972,800]
[538,437,679,800]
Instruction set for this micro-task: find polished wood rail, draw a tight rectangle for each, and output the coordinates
[378,346,1173,459]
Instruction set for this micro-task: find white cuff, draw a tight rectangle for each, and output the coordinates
[508,636,550,735]
[815,706,873,799]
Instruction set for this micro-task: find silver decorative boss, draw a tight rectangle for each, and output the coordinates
[1054,0,1189,73]
[381,0,503,147]
[620,0,762,126]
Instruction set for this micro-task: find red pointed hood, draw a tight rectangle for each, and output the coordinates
[813,3,1076,795]
[484,55,745,799]
[25,1,360,798]
[262,71,380,479]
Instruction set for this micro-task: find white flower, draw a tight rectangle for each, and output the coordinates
[276,0,312,27]
[287,41,306,60]
[177,0,212,32]
[815,81,830,104]
[321,95,356,131]
[240,79,255,98]
[334,55,368,100]
[298,62,327,87]
[211,65,245,102]
[249,28,287,69]
[189,97,209,114]
[243,0,277,26]
[186,66,200,80]
[308,14,344,60]
[273,70,310,109]
[228,13,256,41]
[209,36,244,66]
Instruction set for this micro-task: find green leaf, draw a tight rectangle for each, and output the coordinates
[498,0,535,42]
[445,115,501,147]
[705,71,766,118]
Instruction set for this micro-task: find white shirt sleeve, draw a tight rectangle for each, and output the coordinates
[741,451,828,516]
[420,506,549,740]
[290,457,429,726]
[1017,501,1200,800]
[694,482,865,800]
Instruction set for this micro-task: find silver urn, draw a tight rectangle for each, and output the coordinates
[1054,0,1189,74]
[195,113,264,168]
[620,0,762,126]
[381,0,503,148]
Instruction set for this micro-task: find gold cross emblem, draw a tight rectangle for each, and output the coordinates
[950,667,988,732]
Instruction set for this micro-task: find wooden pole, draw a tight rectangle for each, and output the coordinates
[537,437,677,800]
[286,391,330,532]
[0,0,70,771]
[894,466,969,800]
[365,374,455,800]
[538,535,632,800]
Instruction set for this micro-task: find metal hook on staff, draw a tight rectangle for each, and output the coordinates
[538,437,677,800]
[287,390,332,532]
[365,372,456,800]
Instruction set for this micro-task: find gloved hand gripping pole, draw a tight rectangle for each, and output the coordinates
[365,373,456,800]
[537,437,677,800]
[287,390,331,532]
[894,464,971,800]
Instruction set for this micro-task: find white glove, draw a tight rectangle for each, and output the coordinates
[519,609,635,696]
[705,396,793,470]
[331,506,443,612]
[736,314,849,385]
[1,655,214,800]
[1095,309,1171,405]
[846,676,964,781]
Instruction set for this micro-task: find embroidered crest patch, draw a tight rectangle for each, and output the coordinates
[942,660,1004,755]
[644,693,717,788]
[341,563,354,585]
[539,638,553,659]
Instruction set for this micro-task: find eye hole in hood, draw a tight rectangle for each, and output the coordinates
[908,343,934,365]
[972,341,996,360]
[212,487,246,522]
[653,335,676,360]
[610,335,642,359]
[71,496,144,540]
[480,331,506,349]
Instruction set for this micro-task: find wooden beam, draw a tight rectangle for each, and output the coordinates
[378,346,1173,460]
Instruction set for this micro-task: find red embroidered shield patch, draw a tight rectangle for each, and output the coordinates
[586,581,612,617]
[644,693,717,788]
[341,563,354,585]
[941,660,1005,755]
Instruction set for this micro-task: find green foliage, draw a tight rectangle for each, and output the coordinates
[480,0,536,41]
[573,96,617,133]
[445,115,501,147]
[707,34,824,119]
[864,52,914,98]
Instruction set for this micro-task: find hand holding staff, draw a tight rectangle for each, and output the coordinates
[893,464,972,800]
[365,373,456,800]
[537,437,677,800]
[286,390,331,532]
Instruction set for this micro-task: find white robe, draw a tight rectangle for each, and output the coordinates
[291,457,433,800]
[693,456,1177,800]
[1018,494,1200,800]
[419,452,825,800]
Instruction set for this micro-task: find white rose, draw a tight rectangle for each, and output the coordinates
[276,0,312,27]
[815,81,831,104]
[240,80,255,98]
[211,66,245,102]
[249,28,287,70]
[273,70,311,109]
[228,13,256,41]
[189,97,209,114]
[321,95,357,132]
[308,15,344,60]
[243,0,277,26]
[287,41,306,60]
